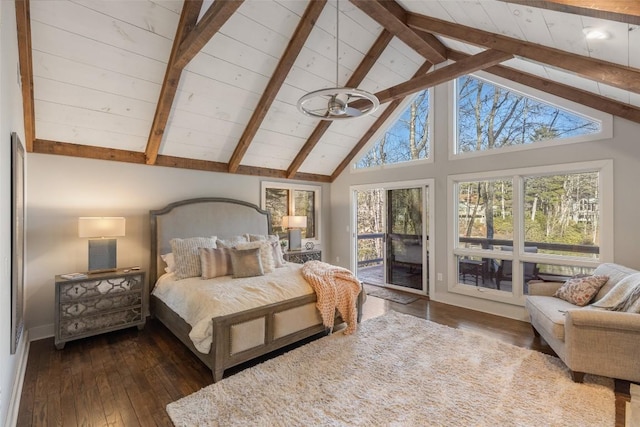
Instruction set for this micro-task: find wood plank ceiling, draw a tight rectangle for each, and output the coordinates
[15,0,640,183]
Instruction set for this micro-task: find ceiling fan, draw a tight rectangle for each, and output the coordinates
[297,0,379,120]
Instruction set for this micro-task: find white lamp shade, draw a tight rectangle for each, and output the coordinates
[282,215,307,229]
[78,217,126,238]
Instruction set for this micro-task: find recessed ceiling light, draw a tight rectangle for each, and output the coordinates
[582,27,610,40]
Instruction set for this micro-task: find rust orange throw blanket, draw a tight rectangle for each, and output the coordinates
[301,260,361,334]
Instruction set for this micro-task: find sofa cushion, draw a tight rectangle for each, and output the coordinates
[525,295,579,341]
[593,263,639,302]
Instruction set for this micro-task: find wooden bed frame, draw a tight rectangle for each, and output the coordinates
[149,197,362,382]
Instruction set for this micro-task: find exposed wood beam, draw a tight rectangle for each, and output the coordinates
[144,1,203,165]
[173,0,245,69]
[35,139,146,164]
[33,139,331,183]
[15,0,35,152]
[350,0,447,64]
[406,12,640,95]
[331,61,433,181]
[498,1,640,26]
[286,30,394,179]
[227,0,327,173]
[372,49,512,105]
[448,50,640,125]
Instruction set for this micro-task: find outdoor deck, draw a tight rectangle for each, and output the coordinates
[358,262,517,293]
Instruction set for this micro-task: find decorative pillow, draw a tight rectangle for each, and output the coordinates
[236,241,275,273]
[591,272,640,312]
[553,275,609,306]
[247,234,286,267]
[230,247,264,278]
[216,235,249,248]
[161,253,175,273]
[199,247,232,279]
[271,241,286,268]
[170,237,217,279]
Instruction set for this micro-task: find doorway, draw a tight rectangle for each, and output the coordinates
[352,180,433,295]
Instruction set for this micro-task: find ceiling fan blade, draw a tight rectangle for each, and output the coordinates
[344,106,363,117]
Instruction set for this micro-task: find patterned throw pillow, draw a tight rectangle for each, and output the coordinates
[553,275,609,306]
[199,247,232,279]
[236,241,275,273]
[170,237,217,279]
[230,247,264,278]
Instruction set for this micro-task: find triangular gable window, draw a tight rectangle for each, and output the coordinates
[355,90,431,169]
[456,75,602,155]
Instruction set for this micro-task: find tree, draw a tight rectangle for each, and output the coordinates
[356,90,430,168]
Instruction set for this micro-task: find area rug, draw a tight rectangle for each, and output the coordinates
[167,311,614,426]
[363,283,419,304]
[628,383,640,426]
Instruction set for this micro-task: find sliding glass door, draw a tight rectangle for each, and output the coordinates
[352,180,432,295]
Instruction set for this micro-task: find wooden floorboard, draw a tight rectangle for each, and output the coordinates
[17,295,628,426]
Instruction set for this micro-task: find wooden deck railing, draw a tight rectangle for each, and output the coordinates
[356,233,599,267]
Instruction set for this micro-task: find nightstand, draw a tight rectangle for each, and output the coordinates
[283,249,321,264]
[54,269,146,349]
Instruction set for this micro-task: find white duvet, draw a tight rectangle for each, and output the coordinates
[151,263,313,353]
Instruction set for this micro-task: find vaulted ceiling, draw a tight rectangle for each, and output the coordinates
[15,0,640,183]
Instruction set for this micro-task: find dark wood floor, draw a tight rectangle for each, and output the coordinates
[17,294,630,426]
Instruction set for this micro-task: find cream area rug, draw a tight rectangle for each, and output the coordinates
[167,311,614,426]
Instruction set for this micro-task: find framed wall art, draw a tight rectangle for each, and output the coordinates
[11,132,25,354]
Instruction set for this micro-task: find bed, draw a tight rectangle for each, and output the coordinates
[149,197,363,382]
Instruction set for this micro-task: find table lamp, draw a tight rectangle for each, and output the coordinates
[78,217,125,273]
[282,215,306,251]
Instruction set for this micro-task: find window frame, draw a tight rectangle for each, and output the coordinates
[447,160,613,305]
[449,71,613,161]
[261,181,322,246]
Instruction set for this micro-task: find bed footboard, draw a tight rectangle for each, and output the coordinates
[211,294,325,382]
[152,288,364,383]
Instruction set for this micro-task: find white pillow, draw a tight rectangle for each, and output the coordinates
[216,235,249,248]
[161,253,175,273]
[248,234,286,267]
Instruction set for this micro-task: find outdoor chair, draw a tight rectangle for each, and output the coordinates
[495,246,539,290]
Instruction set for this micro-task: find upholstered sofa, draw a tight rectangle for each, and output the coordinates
[525,263,640,383]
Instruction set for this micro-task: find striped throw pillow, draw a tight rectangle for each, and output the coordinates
[170,237,217,279]
[199,247,232,279]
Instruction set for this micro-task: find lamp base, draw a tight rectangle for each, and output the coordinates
[288,229,302,251]
[88,239,117,273]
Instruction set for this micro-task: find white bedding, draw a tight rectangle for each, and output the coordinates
[151,263,313,353]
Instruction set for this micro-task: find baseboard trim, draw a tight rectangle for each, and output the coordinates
[27,323,54,342]
[5,331,29,427]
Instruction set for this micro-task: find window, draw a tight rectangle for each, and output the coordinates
[355,89,432,169]
[261,181,321,243]
[454,74,609,157]
[448,160,613,304]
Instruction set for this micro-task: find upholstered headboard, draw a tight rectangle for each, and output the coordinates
[149,198,272,287]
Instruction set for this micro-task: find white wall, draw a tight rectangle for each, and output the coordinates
[330,81,640,321]
[25,154,330,335]
[1,1,28,425]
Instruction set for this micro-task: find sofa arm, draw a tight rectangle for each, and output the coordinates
[563,309,640,382]
[528,281,563,296]
[566,309,640,332]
